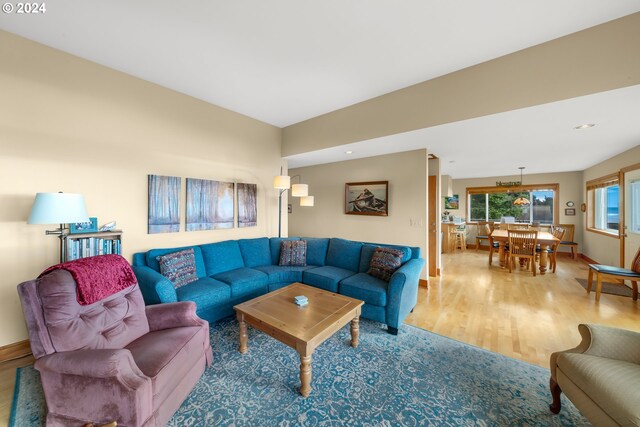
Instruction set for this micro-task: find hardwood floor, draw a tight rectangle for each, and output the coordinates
[1,251,638,425]
[405,250,640,368]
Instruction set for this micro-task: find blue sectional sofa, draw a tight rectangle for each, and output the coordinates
[132,237,425,334]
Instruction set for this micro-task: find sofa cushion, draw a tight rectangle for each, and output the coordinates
[253,265,314,284]
[303,266,356,293]
[156,249,199,288]
[359,244,412,273]
[279,240,307,266]
[325,238,363,272]
[238,238,272,268]
[340,273,387,306]
[304,238,330,267]
[126,325,206,409]
[367,247,404,282]
[200,240,245,276]
[558,353,640,427]
[213,268,268,298]
[175,277,231,308]
[269,238,300,265]
[146,246,206,278]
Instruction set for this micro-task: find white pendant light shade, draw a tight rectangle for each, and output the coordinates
[28,192,89,224]
[291,183,308,197]
[300,196,314,207]
[273,175,291,190]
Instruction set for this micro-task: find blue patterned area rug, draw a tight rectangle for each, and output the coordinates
[11,318,588,426]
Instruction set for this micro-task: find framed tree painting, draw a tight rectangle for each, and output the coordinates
[186,178,234,231]
[237,183,257,227]
[444,195,459,210]
[345,181,388,216]
[148,175,180,234]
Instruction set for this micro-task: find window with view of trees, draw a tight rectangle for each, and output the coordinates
[468,186,557,224]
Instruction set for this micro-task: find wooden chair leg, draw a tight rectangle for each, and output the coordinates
[549,377,562,414]
[571,246,576,259]
[632,281,638,301]
[532,257,536,276]
[596,274,603,302]
[508,254,512,273]
[587,268,593,294]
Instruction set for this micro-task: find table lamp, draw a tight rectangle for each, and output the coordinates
[28,192,89,263]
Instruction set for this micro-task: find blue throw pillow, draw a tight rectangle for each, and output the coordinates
[279,240,307,267]
[156,248,198,289]
[367,247,404,282]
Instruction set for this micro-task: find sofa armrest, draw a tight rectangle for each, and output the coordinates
[36,348,148,387]
[145,301,207,331]
[550,324,640,380]
[386,258,426,329]
[131,265,177,304]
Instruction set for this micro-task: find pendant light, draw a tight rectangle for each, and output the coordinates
[513,167,531,206]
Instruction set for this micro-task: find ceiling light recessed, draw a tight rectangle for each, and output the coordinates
[345,150,353,154]
[574,123,596,130]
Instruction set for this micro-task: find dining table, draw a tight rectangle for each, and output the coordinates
[490,229,560,274]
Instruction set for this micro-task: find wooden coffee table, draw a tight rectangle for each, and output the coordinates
[234,282,363,397]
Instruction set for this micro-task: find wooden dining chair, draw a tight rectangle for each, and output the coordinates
[507,223,530,230]
[486,223,500,266]
[546,226,565,273]
[554,223,578,259]
[587,247,640,302]
[506,229,539,275]
[475,221,489,251]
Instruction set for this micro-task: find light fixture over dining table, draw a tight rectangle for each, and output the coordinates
[513,167,531,206]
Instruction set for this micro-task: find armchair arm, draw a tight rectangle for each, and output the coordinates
[131,265,177,304]
[550,324,640,380]
[145,301,207,331]
[386,258,426,329]
[35,349,153,425]
[35,348,147,388]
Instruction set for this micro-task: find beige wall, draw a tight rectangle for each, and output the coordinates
[582,145,640,265]
[448,171,584,254]
[0,32,282,346]
[288,150,428,278]
[282,13,640,156]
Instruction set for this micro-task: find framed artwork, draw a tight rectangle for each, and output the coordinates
[69,217,98,234]
[345,181,388,216]
[148,175,181,234]
[444,195,459,210]
[237,183,258,228]
[186,178,234,231]
[565,208,576,216]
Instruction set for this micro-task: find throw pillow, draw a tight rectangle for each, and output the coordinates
[367,247,404,282]
[279,240,307,266]
[156,248,198,288]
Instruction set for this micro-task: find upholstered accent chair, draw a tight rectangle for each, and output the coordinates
[18,264,213,426]
[550,324,640,426]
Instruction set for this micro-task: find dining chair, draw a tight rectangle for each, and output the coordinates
[474,221,489,251]
[507,223,530,230]
[506,229,539,275]
[452,224,467,251]
[545,226,565,273]
[487,223,500,266]
[554,223,578,259]
[586,247,640,302]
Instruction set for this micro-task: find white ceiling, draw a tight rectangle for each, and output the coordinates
[2,1,640,177]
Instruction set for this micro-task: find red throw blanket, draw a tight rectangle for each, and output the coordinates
[39,254,137,305]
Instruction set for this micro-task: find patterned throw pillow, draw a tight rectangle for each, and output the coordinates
[156,248,198,288]
[367,247,404,282]
[279,240,307,267]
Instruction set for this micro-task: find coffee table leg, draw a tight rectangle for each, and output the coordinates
[300,354,312,397]
[238,314,248,354]
[350,316,360,348]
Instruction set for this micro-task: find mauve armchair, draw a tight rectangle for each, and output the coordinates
[18,263,212,426]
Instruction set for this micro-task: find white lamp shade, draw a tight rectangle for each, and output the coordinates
[28,192,89,224]
[273,175,290,190]
[291,183,308,197]
[300,196,314,207]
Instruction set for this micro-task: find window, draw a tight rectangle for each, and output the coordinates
[587,173,619,235]
[631,180,640,234]
[467,184,558,224]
